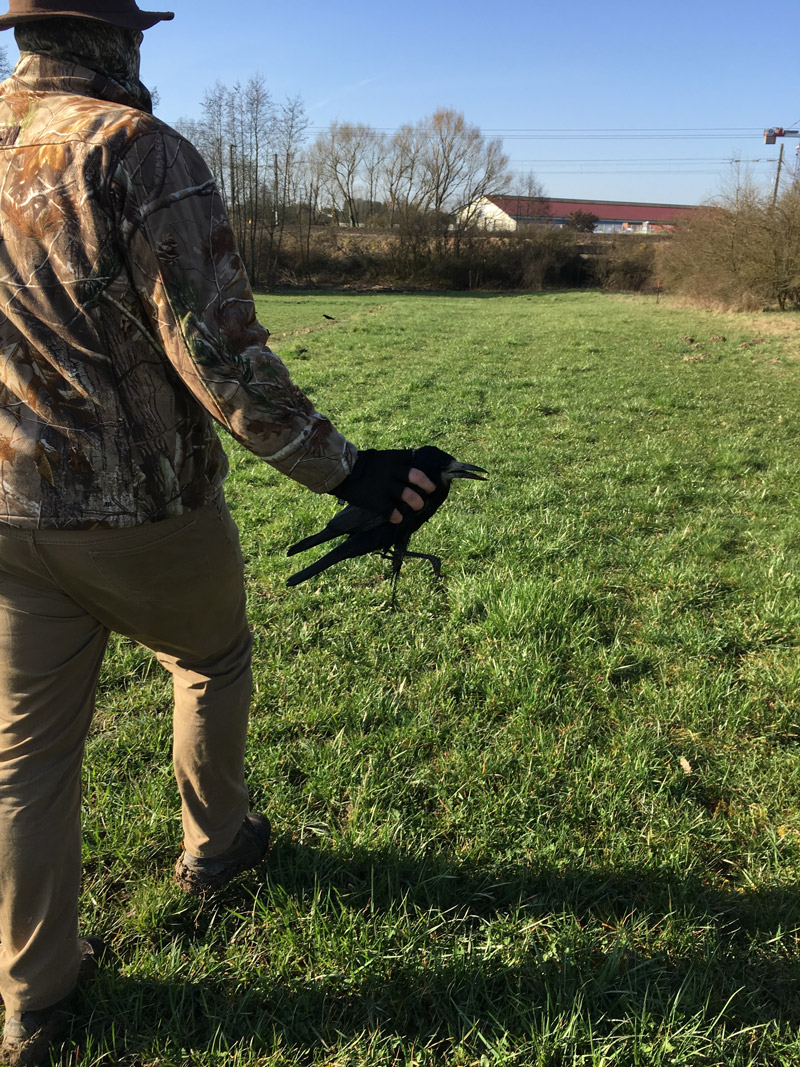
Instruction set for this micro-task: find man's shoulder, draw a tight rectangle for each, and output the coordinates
[53,94,170,145]
[0,80,181,154]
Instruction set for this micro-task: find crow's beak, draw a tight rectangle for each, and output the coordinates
[449,462,488,481]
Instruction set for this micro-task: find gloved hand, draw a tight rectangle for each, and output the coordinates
[331,448,417,519]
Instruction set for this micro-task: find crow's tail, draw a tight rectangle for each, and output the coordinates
[287,529,339,556]
[286,541,361,586]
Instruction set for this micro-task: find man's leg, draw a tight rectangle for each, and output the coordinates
[0,541,108,1015]
[40,497,254,859]
[0,496,260,1017]
[158,622,253,857]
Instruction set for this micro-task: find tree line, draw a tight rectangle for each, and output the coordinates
[175,76,516,286]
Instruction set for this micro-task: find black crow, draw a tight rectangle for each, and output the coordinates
[286,446,486,593]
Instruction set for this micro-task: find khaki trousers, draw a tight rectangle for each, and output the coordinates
[0,497,253,1013]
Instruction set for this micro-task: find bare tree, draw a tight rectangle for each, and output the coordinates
[290,163,320,285]
[504,170,551,225]
[360,128,388,226]
[309,121,381,227]
[181,81,231,206]
[180,75,308,286]
[384,109,510,255]
[421,109,510,249]
[512,169,547,201]
[230,74,275,283]
[287,144,328,285]
[265,94,309,286]
[382,122,425,229]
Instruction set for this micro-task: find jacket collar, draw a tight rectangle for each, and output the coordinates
[6,53,151,112]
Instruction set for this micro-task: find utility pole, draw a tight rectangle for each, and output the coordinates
[229,143,236,221]
[772,143,785,207]
[763,127,799,204]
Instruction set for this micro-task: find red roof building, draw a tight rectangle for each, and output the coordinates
[471,195,698,233]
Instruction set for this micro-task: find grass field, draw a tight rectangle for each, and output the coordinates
[71,291,800,1066]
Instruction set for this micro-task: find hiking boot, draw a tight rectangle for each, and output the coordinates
[0,1006,69,1067]
[174,813,271,894]
[0,937,105,1067]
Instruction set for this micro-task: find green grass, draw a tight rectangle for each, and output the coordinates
[67,292,800,1064]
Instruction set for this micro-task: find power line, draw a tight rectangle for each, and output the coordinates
[303,125,760,135]
[513,170,729,177]
[506,157,773,164]
[497,134,758,142]
[483,127,757,133]
[301,126,763,142]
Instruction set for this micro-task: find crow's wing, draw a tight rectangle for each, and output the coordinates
[286,540,359,586]
[286,523,394,586]
[287,503,384,556]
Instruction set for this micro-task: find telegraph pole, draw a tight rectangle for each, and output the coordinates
[764,127,799,203]
[773,143,785,206]
[229,143,236,220]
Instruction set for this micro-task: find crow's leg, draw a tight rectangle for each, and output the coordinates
[402,551,443,578]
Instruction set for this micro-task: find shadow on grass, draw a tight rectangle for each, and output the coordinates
[72,842,800,1062]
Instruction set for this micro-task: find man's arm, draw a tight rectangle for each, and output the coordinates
[116,125,355,494]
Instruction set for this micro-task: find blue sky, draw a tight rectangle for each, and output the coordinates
[7,0,799,205]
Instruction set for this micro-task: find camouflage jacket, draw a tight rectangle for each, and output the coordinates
[0,54,355,528]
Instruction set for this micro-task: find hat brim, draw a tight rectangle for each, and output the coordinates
[0,8,173,28]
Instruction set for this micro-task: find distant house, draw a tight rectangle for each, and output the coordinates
[469,195,698,234]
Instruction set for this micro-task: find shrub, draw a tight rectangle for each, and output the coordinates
[663,178,800,311]
[590,240,657,292]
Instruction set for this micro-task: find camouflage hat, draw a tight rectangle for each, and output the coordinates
[0,0,174,30]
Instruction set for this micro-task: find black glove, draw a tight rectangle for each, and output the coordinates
[331,448,416,518]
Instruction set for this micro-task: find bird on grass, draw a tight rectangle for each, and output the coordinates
[286,446,487,597]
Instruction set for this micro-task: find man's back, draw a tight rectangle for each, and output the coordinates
[0,52,231,528]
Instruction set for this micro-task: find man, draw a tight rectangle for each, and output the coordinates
[0,2,436,1062]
